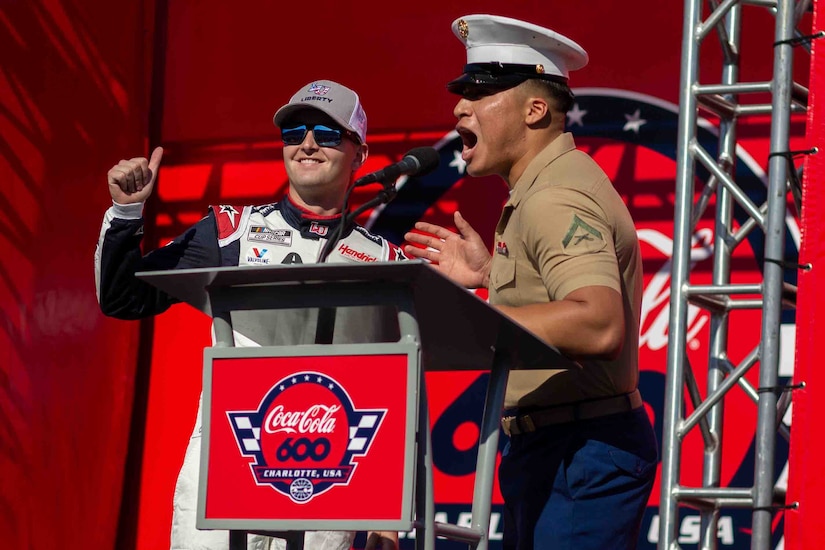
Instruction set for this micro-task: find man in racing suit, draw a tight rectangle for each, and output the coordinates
[95,79,403,550]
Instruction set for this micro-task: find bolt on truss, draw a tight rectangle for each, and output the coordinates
[659,0,820,549]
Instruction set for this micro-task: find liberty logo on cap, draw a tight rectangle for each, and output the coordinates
[308,83,330,96]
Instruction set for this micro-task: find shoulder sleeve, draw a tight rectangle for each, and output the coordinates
[211,204,249,245]
[386,241,410,261]
[520,186,621,300]
[95,205,221,319]
[348,225,410,261]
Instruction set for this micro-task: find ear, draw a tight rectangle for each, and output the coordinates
[351,142,369,171]
[524,96,550,125]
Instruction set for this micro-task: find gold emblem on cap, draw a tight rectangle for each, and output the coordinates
[458,19,469,39]
[536,64,545,74]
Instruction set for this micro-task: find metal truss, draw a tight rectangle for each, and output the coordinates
[659,0,820,548]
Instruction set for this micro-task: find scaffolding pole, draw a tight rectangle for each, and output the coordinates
[659,0,814,548]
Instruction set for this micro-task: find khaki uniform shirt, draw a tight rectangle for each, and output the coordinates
[489,133,643,410]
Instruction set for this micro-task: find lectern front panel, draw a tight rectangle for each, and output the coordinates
[198,344,418,531]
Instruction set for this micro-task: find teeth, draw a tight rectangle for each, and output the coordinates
[299,159,320,164]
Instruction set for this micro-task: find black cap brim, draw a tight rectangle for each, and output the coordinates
[446,63,568,96]
[446,71,528,96]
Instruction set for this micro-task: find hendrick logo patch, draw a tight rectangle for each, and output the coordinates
[338,243,377,263]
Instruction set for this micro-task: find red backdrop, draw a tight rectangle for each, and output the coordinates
[786,1,825,546]
[0,0,155,548]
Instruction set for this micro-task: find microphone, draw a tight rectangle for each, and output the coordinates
[320,149,437,263]
[354,147,440,187]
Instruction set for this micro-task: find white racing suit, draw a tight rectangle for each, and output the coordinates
[95,197,407,550]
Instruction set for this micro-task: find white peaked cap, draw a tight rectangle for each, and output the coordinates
[449,14,588,83]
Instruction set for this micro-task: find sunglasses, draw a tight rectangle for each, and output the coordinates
[280,124,354,147]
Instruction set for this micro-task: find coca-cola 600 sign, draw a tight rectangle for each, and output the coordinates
[227,371,385,503]
[203,351,413,523]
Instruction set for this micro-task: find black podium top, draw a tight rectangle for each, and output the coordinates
[137,260,576,372]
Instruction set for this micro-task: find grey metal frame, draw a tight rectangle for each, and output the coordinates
[660,0,815,548]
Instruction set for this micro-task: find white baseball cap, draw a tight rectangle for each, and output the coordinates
[273,80,367,143]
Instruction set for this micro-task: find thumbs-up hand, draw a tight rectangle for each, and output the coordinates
[107,146,164,204]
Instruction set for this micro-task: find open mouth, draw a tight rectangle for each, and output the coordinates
[456,127,478,158]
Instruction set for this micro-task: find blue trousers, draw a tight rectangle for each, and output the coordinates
[498,407,657,550]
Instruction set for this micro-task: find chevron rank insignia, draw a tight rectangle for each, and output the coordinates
[561,214,605,252]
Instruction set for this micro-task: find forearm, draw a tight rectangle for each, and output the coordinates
[95,203,176,319]
[95,203,221,319]
[366,531,399,550]
[495,286,625,358]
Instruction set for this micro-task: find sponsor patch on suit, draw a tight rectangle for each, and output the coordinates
[248,226,292,246]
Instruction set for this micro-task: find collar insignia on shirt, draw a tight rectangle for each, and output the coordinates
[219,205,240,228]
[562,214,603,249]
[496,240,509,256]
[309,222,329,236]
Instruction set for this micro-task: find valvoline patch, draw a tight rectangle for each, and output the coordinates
[227,371,385,504]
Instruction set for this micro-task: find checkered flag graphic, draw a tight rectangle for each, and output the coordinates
[228,413,261,455]
[347,411,385,454]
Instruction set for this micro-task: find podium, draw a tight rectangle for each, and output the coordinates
[138,260,576,550]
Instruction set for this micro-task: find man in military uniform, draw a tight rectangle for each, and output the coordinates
[405,15,657,550]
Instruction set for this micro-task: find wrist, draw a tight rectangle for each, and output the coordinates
[111,200,145,219]
[480,257,492,288]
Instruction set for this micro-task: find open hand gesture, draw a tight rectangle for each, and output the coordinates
[404,211,492,289]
